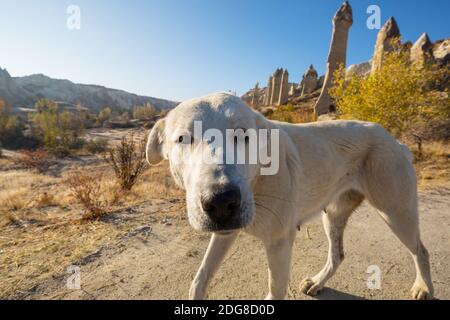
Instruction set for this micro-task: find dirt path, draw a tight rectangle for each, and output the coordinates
[17,189,450,300]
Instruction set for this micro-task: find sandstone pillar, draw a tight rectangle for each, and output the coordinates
[371,17,401,74]
[314,1,353,116]
[410,32,434,67]
[288,83,296,96]
[251,82,260,107]
[270,68,283,105]
[301,64,318,95]
[264,75,273,105]
[278,69,289,105]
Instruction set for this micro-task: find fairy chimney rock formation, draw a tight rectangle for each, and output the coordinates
[269,68,283,105]
[410,32,434,66]
[278,69,289,105]
[264,75,273,105]
[250,82,261,107]
[433,39,450,65]
[301,64,318,95]
[263,68,289,106]
[314,1,353,116]
[289,83,296,96]
[346,61,371,79]
[371,17,401,74]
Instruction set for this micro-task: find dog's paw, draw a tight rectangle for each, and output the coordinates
[265,293,276,300]
[411,282,433,300]
[299,277,323,296]
[189,282,206,300]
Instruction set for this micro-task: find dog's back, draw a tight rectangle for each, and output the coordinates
[272,119,412,167]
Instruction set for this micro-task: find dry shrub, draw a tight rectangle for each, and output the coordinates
[66,172,108,220]
[35,192,57,208]
[406,119,450,143]
[408,141,450,188]
[0,188,28,212]
[105,133,147,191]
[15,150,51,173]
[99,174,123,206]
[85,138,109,154]
[411,141,448,161]
[0,188,29,226]
[291,105,316,123]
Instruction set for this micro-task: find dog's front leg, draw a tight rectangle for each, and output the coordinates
[189,232,238,300]
[264,233,295,300]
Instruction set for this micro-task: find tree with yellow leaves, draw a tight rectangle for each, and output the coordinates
[330,50,449,137]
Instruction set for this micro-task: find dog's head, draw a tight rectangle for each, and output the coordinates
[146,93,278,232]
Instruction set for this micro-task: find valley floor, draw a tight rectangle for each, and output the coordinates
[5,188,449,300]
[1,128,448,300]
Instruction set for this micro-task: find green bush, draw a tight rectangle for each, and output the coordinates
[30,99,85,156]
[98,107,112,126]
[132,103,157,120]
[0,97,24,147]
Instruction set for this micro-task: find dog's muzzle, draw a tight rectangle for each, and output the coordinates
[200,185,243,231]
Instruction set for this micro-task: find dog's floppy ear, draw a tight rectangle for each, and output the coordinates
[146,119,166,165]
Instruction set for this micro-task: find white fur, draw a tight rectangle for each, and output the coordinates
[146,92,433,300]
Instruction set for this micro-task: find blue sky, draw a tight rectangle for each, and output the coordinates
[1,0,449,101]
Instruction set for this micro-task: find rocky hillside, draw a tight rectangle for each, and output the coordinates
[0,68,178,111]
[0,69,36,108]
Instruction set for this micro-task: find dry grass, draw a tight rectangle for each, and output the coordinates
[0,188,29,211]
[0,145,184,298]
[0,221,120,298]
[268,104,316,124]
[0,170,58,227]
[131,163,183,200]
[411,141,450,189]
[0,167,120,297]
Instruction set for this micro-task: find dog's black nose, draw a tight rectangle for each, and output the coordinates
[201,186,241,219]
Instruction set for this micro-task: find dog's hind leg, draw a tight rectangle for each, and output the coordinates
[363,151,434,300]
[300,190,364,296]
[366,188,433,300]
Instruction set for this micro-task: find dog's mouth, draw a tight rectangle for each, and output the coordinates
[216,230,235,236]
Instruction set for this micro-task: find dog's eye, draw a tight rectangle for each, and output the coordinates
[234,129,249,144]
[178,135,194,145]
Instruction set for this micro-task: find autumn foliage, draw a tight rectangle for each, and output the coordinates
[330,50,449,137]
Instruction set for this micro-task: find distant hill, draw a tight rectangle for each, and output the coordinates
[0,68,178,112]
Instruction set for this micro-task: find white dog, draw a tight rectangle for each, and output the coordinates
[146,92,433,300]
